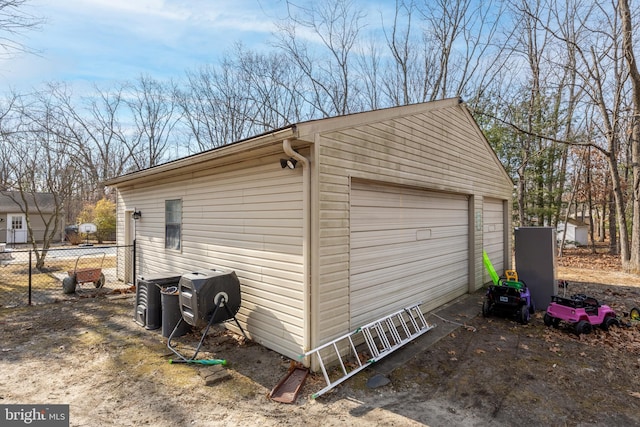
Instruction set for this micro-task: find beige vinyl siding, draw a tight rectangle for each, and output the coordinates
[116,154,306,359]
[314,103,511,346]
[483,198,506,283]
[29,215,50,243]
[349,182,469,327]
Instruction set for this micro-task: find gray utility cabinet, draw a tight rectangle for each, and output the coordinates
[514,227,557,311]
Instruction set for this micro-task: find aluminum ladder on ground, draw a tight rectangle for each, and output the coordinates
[300,302,435,399]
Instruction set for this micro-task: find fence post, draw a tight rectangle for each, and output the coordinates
[132,239,137,287]
[28,250,32,306]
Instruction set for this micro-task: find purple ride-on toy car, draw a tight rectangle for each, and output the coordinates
[482,278,534,325]
[544,293,619,335]
[481,252,534,325]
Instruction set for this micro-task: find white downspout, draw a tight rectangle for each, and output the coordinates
[283,139,312,357]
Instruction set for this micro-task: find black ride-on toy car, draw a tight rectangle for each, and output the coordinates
[482,274,534,324]
[482,251,534,325]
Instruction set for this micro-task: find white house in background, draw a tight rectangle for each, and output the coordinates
[557,219,589,246]
[105,98,514,362]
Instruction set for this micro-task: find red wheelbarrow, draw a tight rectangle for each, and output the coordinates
[62,252,106,294]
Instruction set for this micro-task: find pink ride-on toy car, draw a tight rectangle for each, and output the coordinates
[544,293,619,335]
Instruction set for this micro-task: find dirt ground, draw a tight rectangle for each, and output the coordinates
[1,247,640,426]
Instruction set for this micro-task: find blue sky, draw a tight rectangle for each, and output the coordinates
[0,0,296,92]
[0,0,399,94]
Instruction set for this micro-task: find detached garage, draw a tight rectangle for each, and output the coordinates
[106,98,513,362]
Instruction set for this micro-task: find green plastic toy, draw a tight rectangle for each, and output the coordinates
[482,250,500,285]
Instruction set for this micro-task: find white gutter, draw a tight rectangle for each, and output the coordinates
[106,127,297,187]
[283,139,312,358]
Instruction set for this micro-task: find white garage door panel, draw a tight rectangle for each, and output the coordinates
[351,251,468,294]
[483,198,505,282]
[351,209,469,232]
[352,187,464,208]
[350,183,469,327]
[351,226,467,249]
[351,233,468,275]
[350,256,469,322]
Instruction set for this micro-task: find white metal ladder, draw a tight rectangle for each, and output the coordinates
[300,303,435,398]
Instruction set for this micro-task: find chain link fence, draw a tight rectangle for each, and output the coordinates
[0,244,134,308]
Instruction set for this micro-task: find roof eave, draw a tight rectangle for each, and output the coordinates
[105,126,298,187]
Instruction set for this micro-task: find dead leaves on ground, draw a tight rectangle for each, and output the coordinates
[558,247,621,271]
[589,325,640,352]
[550,247,640,353]
[542,320,640,353]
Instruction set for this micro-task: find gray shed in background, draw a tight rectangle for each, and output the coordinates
[557,219,589,246]
[0,191,58,244]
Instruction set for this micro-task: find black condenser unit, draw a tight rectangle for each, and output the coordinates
[134,273,182,330]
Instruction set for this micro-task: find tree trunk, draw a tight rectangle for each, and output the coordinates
[586,148,596,252]
[607,153,630,263]
[619,0,640,272]
[608,180,618,254]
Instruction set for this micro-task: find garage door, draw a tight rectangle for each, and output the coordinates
[483,198,505,283]
[350,182,469,327]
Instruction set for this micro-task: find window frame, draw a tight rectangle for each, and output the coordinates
[11,215,23,230]
[164,199,182,250]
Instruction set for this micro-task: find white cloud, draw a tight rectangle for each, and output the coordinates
[0,0,288,91]
[0,0,392,92]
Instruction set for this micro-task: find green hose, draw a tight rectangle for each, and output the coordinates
[169,358,227,365]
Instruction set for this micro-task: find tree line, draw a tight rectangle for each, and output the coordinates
[2,0,640,271]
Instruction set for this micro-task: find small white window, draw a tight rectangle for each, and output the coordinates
[165,199,181,250]
[11,216,23,230]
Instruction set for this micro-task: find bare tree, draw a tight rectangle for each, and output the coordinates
[178,44,307,153]
[419,0,504,101]
[618,0,640,271]
[178,61,253,152]
[380,0,419,106]
[355,36,382,110]
[0,91,19,187]
[125,75,180,169]
[3,91,79,269]
[44,82,132,203]
[0,0,42,56]
[547,0,583,231]
[234,45,306,129]
[275,0,366,116]
[499,0,554,226]
[568,2,630,263]
[497,0,632,264]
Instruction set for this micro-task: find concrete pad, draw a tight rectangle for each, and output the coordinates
[366,373,391,389]
[368,290,484,377]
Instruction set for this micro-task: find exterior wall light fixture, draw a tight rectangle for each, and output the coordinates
[132,210,142,220]
[280,158,297,169]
